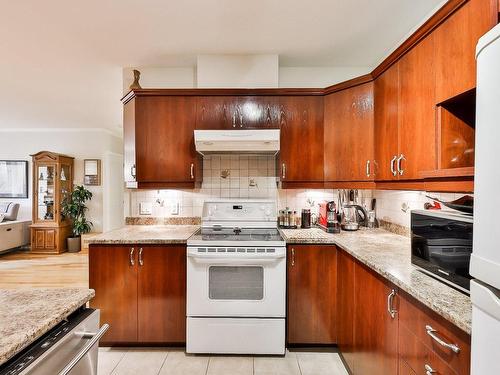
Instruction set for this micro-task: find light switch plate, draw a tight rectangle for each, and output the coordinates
[170,202,179,215]
[139,202,153,215]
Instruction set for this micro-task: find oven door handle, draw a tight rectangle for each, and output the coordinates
[57,324,109,375]
[188,253,285,264]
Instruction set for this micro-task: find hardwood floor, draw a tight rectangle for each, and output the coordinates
[0,248,88,288]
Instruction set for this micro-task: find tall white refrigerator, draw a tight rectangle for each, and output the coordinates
[471,22,500,375]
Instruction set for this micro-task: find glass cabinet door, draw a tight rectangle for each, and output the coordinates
[59,163,72,222]
[36,164,56,221]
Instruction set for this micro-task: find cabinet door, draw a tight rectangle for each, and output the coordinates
[353,262,398,375]
[398,34,436,179]
[138,246,186,343]
[279,96,324,183]
[434,0,497,103]
[287,245,337,344]
[324,83,374,181]
[234,96,281,129]
[337,250,355,372]
[196,96,233,129]
[135,96,198,182]
[123,98,136,184]
[374,63,400,181]
[89,245,138,343]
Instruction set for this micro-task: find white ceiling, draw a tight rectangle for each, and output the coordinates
[0,0,444,132]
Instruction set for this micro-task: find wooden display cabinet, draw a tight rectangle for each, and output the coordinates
[30,151,74,254]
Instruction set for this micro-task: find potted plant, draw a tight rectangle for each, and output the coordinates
[61,185,93,252]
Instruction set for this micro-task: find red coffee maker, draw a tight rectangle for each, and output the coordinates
[318,201,340,233]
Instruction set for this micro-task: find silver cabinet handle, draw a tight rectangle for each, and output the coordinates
[390,155,397,177]
[138,247,143,266]
[366,160,371,177]
[425,325,460,353]
[397,154,406,176]
[424,364,436,374]
[129,247,135,266]
[58,324,109,375]
[291,248,295,266]
[131,164,136,179]
[190,163,194,179]
[232,112,236,128]
[239,112,244,128]
[282,163,286,180]
[387,289,397,318]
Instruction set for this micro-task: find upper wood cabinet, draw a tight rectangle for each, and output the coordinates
[324,82,374,182]
[196,96,281,129]
[287,244,337,344]
[434,0,498,103]
[374,62,400,181]
[89,244,186,345]
[279,96,324,184]
[123,96,202,188]
[398,33,437,180]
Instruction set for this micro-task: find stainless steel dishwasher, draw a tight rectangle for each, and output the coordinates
[0,308,108,375]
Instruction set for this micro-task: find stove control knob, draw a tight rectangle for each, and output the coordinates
[265,209,271,216]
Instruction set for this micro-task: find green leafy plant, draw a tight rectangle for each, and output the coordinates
[61,185,93,237]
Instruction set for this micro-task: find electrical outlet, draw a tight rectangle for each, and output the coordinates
[170,202,180,215]
[139,202,153,215]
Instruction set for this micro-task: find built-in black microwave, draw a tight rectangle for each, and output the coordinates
[411,210,473,294]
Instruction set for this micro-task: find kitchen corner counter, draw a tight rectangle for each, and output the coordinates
[280,227,472,334]
[0,288,95,366]
[84,225,200,245]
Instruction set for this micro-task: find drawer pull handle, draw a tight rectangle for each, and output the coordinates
[425,325,460,353]
[425,364,436,374]
[6,228,12,232]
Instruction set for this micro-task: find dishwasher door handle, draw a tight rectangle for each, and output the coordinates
[57,323,109,375]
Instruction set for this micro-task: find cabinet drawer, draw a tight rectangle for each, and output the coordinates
[400,325,458,375]
[399,293,470,374]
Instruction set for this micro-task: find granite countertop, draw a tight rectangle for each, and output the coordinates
[0,288,95,366]
[85,225,200,245]
[280,227,472,334]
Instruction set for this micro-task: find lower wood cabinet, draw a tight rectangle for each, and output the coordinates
[89,244,186,345]
[287,244,337,344]
[336,249,471,375]
[399,292,471,375]
[337,250,355,370]
[353,261,399,375]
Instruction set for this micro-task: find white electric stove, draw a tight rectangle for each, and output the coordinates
[186,199,286,355]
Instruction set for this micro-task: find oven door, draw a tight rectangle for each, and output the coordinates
[187,247,286,317]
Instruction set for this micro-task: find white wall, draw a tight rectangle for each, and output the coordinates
[279,66,371,88]
[197,55,279,88]
[0,129,123,233]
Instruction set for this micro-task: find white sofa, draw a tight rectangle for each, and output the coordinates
[0,202,30,254]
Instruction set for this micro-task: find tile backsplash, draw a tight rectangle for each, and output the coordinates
[125,154,471,229]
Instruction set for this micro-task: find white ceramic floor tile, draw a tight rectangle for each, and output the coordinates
[296,352,348,375]
[159,350,209,375]
[206,356,253,375]
[98,348,128,375]
[111,348,168,375]
[254,353,300,375]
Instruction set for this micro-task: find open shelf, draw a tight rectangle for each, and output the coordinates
[437,88,476,170]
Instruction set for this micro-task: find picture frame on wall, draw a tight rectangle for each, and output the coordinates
[84,159,101,186]
[0,160,29,198]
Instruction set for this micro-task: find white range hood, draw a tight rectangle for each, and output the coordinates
[194,129,280,155]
